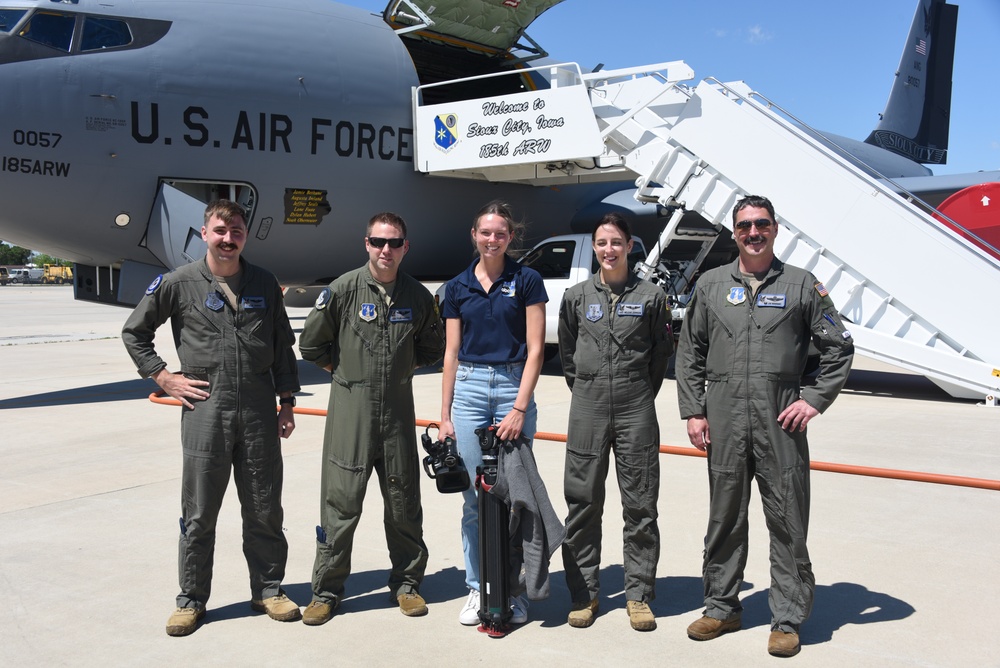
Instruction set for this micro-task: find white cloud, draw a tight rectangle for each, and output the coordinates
[745,24,772,44]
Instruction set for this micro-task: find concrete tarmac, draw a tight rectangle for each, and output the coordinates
[1,286,998,666]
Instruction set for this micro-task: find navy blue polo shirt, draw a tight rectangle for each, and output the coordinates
[443,256,548,364]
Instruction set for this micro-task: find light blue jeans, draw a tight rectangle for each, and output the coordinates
[452,362,537,592]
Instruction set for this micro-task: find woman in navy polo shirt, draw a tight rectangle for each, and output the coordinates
[439,199,548,626]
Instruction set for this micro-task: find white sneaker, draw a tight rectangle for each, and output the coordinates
[459,589,480,626]
[510,595,528,624]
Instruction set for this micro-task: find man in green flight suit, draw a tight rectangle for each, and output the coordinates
[299,212,444,625]
[122,199,301,637]
[676,195,854,657]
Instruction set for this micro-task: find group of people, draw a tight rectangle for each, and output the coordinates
[122,194,854,658]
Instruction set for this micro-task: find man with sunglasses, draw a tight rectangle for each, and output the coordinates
[676,195,854,657]
[298,212,444,624]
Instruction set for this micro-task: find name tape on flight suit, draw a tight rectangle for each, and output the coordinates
[388,308,412,322]
[616,303,644,316]
[241,296,266,309]
[756,294,786,308]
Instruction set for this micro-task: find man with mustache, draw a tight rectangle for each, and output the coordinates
[675,195,854,657]
[123,199,301,636]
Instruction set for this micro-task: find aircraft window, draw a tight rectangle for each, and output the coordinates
[81,17,132,51]
[0,9,28,33]
[19,11,75,52]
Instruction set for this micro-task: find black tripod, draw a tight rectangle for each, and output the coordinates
[475,425,512,638]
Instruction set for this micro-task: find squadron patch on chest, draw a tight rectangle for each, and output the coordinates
[500,279,517,297]
[586,304,604,322]
[726,287,747,306]
[205,291,225,312]
[359,303,377,322]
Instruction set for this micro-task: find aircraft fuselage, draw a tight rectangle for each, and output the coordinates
[0,0,618,284]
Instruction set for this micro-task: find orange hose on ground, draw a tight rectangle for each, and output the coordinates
[149,393,999,491]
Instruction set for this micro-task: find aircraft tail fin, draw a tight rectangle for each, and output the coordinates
[864,0,957,165]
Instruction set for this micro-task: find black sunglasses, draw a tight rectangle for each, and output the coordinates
[734,218,773,231]
[367,236,406,249]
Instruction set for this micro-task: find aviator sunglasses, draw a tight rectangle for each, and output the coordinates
[734,218,773,231]
[367,236,406,249]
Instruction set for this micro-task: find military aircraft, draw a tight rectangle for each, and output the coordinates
[0,0,995,308]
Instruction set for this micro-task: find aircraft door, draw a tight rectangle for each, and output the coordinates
[145,183,209,270]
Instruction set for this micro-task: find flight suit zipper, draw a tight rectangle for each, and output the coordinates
[379,286,390,436]
[232,285,242,417]
[604,286,616,437]
[742,279,757,433]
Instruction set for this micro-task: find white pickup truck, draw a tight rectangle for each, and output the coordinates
[436,233,649,346]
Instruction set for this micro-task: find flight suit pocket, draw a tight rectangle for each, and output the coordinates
[182,306,223,368]
[617,444,654,497]
[564,448,602,504]
[243,313,275,373]
[327,455,367,515]
[385,474,416,525]
[765,376,804,432]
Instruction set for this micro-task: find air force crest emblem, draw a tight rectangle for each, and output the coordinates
[205,291,225,312]
[727,287,747,306]
[586,304,603,322]
[434,113,458,152]
[359,303,377,322]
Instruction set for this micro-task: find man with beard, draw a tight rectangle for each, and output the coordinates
[675,195,854,657]
[123,199,301,636]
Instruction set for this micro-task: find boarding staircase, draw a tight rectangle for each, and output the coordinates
[412,62,1000,401]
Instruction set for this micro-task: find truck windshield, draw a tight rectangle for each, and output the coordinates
[520,240,575,279]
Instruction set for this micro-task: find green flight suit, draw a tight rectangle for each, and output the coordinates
[558,273,673,604]
[122,257,300,609]
[676,258,854,633]
[299,265,444,603]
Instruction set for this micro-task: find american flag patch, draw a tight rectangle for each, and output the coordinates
[815,282,828,297]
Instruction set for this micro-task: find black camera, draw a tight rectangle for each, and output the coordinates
[421,423,470,494]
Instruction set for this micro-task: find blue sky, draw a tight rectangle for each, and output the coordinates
[350,0,998,176]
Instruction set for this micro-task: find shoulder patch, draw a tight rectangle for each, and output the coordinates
[814,282,828,297]
[315,288,331,310]
[145,274,163,296]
